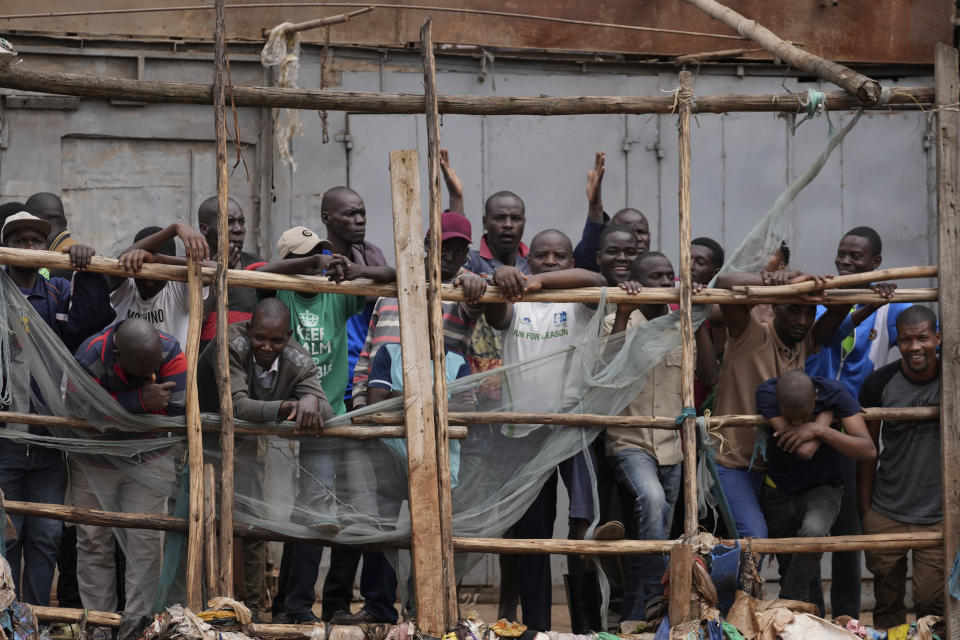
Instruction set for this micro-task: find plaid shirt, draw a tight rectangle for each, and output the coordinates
[352,288,479,406]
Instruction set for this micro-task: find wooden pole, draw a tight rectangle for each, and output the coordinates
[213,0,236,598]
[420,18,458,628]
[673,46,765,64]
[676,70,698,539]
[934,41,960,639]
[30,606,384,640]
[2,498,942,554]
[388,149,449,635]
[0,410,468,438]
[669,68,698,628]
[0,246,938,304]
[203,463,219,597]
[185,257,206,611]
[0,67,927,115]
[682,0,881,102]
[264,6,374,37]
[363,405,940,428]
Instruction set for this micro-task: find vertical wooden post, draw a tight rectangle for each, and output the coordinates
[934,42,960,639]
[667,544,694,626]
[213,0,236,597]
[185,257,206,611]
[419,17,458,628]
[388,149,453,635]
[676,71,699,538]
[669,68,698,627]
[203,463,219,598]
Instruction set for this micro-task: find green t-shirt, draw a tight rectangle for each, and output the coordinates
[278,290,365,416]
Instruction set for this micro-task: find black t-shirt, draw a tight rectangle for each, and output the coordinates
[859,360,941,524]
[755,375,861,495]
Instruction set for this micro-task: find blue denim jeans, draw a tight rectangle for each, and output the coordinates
[762,483,842,602]
[0,443,67,605]
[715,465,768,539]
[609,449,681,622]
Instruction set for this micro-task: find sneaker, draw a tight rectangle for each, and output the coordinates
[592,520,625,541]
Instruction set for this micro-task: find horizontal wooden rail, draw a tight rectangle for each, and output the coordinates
[31,606,362,640]
[0,67,933,115]
[0,248,938,304]
[456,531,942,555]
[3,499,941,554]
[0,410,468,439]
[362,406,940,428]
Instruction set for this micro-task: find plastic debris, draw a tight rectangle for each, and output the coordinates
[491,619,527,637]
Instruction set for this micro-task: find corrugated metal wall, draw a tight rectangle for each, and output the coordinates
[0,40,937,594]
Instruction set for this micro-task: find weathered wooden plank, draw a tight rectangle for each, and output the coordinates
[420,18,458,629]
[203,463,219,597]
[668,544,694,625]
[388,149,447,635]
[935,41,960,640]
[213,0,236,598]
[185,257,206,610]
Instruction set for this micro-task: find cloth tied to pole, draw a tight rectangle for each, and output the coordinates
[675,406,697,425]
[793,88,835,136]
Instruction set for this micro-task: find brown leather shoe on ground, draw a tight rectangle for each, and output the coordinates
[592,520,625,540]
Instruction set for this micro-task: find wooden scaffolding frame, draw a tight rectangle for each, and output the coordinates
[0,4,956,638]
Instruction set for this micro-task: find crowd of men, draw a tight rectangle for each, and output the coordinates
[0,149,943,632]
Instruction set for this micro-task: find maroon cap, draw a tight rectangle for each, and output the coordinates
[438,211,472,243]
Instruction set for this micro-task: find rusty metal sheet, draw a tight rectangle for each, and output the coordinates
[0,0,951,65]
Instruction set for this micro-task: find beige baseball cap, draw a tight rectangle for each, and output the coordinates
[276,226,335,259]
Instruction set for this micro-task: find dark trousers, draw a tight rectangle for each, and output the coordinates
[353,445,408,622]
[284,542,326,617]
[357,551,400,622]
[763,483,842,603]
[502,471,558,633]
[321,548,362,619]
[828,459,862,617]
[56,524,82,608]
